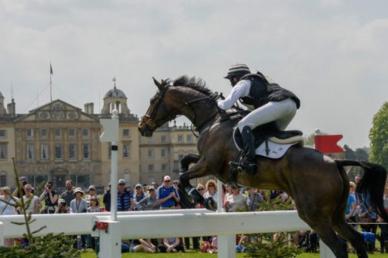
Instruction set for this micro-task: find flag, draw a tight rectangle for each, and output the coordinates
[314,135,344,153]
[50,63,53,75]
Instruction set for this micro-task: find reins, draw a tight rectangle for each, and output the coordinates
[184,96,218,135]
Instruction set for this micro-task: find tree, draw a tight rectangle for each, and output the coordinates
[369,102,388,170]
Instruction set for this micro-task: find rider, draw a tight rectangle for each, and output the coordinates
[217,64,300,172]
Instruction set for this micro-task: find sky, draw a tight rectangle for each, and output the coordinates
[0,0,387,148]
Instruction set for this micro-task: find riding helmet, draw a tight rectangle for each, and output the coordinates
[224,64,251,79]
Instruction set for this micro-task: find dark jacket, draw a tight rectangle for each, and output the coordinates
[239,73,300,109]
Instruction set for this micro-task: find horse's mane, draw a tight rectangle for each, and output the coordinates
[171,75,213,96]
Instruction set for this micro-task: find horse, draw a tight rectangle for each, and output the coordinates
[138,75,388,258]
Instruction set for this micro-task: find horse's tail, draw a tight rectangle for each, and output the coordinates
[336,160,388,222]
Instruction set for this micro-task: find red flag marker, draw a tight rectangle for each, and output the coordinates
[314,135,344,153]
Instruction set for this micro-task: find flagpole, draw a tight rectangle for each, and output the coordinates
[49,63,53,102]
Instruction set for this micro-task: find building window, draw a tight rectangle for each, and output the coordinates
[161,163,167,171]
[27,128,34,139]
[186,135,192,143]
[0,173,6,186]
[161,149,166,157]
[0,130,6,138]
[68,128,76,138]
[148,149,153,158]
[0,143,7,159]
[178,134,183,143]
[55,144,63,160]
[148,164,154,172]
[69,144,77,160]
[123,144,129,158]
[123,129,130,137]
[83,144,90,160]
[40,128,48,139]
[27,144,35,160]
[161,135,166,143]
[108,143,111,159]
[40,144,49,160]
[82,128,89,138]
[55,128,61,138]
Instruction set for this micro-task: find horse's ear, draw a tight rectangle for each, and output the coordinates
[152,77,164,91]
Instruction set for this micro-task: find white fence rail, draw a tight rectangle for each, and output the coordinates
[0,209,334,258]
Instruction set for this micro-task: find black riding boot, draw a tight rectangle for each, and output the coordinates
[240,126,257,173]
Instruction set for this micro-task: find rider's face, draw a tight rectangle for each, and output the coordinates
[230,77,239,87]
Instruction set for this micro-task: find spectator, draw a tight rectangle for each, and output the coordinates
[23,184,40,214]
[55,198,70,213]
[13,176,28,198]
[0,186,17,215]
[70,188,88,213]
[204,179,218,201]
[144,185,159,210]
[70,187,88,249]
[195,184,206,208]
[157,175,180,209]
[246,187,263,211]
[133,183,147,211]
[172,180,180,189]
[132,239,156,253]
[87,196,101,213]
[163,237,184,252]
[103,184,111,211]
[87,196,101,251]
[39,181,58,214]
[224,185,247,212]
[345,182,358,222]
[0,186,18,247]
[117,179,134,211]
[85,185,97,207]
[60,180,75,206]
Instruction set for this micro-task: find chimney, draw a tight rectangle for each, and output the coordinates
[7,99,15,117]
[84,102,94,114]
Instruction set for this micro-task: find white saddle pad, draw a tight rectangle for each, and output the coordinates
[255,141,296,159]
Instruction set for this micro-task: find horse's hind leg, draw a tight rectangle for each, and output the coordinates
[311,224,349,258]
[333,221,368,258]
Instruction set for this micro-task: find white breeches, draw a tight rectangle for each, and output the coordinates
[237,99,297,132]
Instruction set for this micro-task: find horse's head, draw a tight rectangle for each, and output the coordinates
[138,78,178,137]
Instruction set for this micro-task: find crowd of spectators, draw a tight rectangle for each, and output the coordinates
[1,173,388,254]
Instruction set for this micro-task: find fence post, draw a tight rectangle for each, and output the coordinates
[0,221,4,247]
[99,109,121,257]
[319,240,336,258]
[216,180,236,258]
[98,220,121,258]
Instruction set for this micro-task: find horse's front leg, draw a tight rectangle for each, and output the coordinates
[179,154,200,188]
[179,157,208,186]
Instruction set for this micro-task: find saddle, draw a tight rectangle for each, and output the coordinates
[232,121,303,159]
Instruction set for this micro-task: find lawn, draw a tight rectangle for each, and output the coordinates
[81,251,388,258]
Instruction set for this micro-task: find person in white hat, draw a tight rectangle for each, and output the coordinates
[70,188,87,213]
[156,176,180,209]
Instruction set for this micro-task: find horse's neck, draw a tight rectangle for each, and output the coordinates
[175,90,218,130]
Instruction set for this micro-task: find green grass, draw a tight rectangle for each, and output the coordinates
[81,251,388,258]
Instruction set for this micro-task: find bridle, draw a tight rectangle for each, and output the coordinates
[144,86,219,134]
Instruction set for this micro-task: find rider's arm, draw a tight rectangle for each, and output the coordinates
[217,80,251,110]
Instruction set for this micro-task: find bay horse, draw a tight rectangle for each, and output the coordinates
[138,76,388,258]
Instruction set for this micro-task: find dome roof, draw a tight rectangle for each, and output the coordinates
[104,86,127,99]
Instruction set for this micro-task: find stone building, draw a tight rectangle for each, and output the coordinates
[139,122,198,183]
[0,82,198,190]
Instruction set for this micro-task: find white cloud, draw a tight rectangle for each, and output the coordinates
[0,0,387,147]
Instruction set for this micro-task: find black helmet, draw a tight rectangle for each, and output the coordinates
[224,64,251,79]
